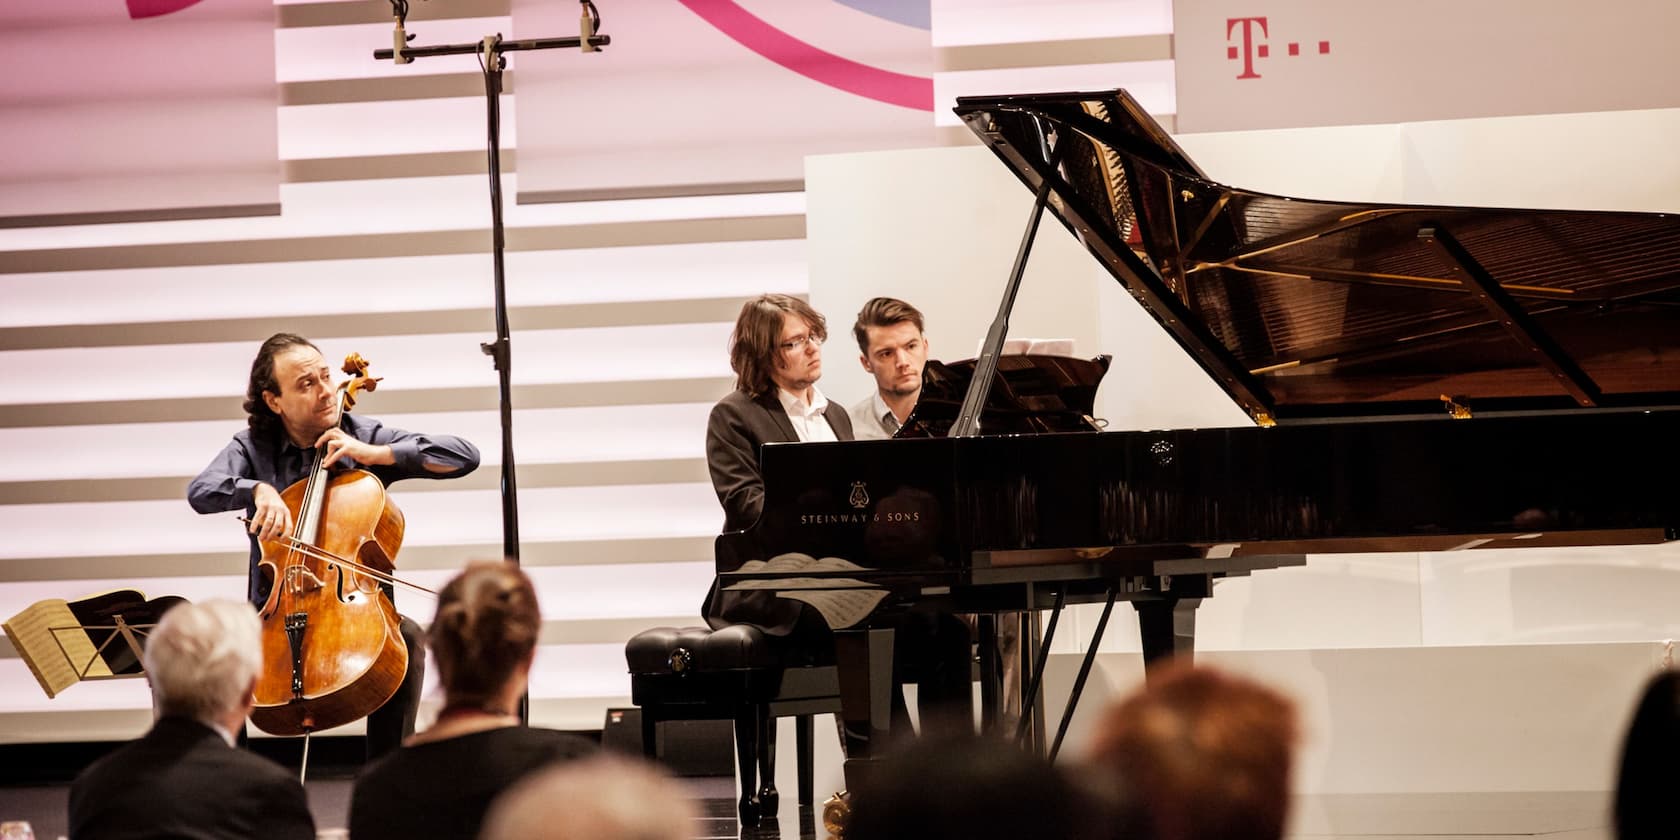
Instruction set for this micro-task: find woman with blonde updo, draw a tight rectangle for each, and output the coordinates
[348,561,593,840]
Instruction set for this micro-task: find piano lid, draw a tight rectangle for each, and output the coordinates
[954,90,1680,424]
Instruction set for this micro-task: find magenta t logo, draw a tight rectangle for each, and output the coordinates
[127,0,204,19]
[1226,16,1269,79]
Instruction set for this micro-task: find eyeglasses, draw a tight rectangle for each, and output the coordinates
[778,334,824,354]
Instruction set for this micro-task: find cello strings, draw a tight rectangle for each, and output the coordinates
[240,519,437,597]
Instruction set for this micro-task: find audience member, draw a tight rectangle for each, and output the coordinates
[479,754,698,840]
[1614,670,1680,840]
[67,599,315,840]
[1086,661,1298,840]
[846,734,1123,840]
[348,561,594,840]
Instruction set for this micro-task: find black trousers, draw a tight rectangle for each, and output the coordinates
[365,615,425,760]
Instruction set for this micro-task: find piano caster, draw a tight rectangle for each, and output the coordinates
[822,790,851,838]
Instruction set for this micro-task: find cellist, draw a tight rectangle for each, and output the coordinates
[188,332,480,759]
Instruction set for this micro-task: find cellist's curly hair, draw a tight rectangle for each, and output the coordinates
[429,561,541,712]
[244,333,319,440]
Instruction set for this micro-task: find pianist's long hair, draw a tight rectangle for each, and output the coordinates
[729,293,827,399]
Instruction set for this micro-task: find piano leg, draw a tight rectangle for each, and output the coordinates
[1133,587,1206,676]
[834,625,896,790]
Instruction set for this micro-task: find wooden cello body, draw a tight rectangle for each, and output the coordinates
[249,357,410,736]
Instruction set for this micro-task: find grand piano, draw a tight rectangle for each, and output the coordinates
[715,89,1680,779]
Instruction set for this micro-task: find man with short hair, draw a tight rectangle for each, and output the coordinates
[188,332,480,758]
[68,600,317,840]
[847,297,930,440]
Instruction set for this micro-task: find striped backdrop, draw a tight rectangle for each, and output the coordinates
[0,0,1175,742]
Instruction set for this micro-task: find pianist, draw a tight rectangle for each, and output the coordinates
[703,293,855,631]
[846,296,930,440]
[702,294,971,735]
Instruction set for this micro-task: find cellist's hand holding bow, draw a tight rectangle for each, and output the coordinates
[315,427,396,469]
[250,483,294,542]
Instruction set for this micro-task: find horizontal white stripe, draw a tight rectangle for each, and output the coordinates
[0,483,722,560]
[1,239,807,329]
[0,403,717,482]
[0,178,805,251]
[280,96,515,159]
[0,324,735,405]
[0,642,638,715]
[932,60,1177,126]
[0,561,712,627]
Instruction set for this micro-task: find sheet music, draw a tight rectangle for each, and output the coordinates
[2,599,107,699]
[726,553,889,629]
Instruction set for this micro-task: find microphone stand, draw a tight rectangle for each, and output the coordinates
[375,4,610,725]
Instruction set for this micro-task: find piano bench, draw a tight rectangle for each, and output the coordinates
[625,625,840,825]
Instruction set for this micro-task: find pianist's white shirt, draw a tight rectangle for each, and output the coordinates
[777,385,838,443]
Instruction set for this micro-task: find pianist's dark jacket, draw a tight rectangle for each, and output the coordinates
[703,388,853,634]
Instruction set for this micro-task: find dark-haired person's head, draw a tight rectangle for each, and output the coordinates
[851,297,929,401]
[729,293,827,399]
[428,560,542,713]
[1087,662,1297,840]
[847,734,1119,840]
[244,332,333,447]
[1615,670,1680,840]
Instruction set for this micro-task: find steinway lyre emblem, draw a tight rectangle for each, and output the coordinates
[848,481,870,509]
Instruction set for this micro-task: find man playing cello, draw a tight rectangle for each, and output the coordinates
[188,332,480,758]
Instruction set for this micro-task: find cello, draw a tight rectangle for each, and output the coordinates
[248,353,415,737]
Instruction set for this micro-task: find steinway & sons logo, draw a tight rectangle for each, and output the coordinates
[797,481,922,526]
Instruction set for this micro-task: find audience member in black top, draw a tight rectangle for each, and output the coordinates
[68,599,315,840]
[1087,661,1298,840]
[348,561,594,840]
[480,754,698,840]
[1614,669,1680,840]
[846,734,1121,840]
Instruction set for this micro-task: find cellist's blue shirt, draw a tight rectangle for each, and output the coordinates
[187,413,480,602]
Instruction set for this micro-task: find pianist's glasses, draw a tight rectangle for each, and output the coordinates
[779,334,824,354]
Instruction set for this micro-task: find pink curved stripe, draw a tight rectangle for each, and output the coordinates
[127,0,204,19]
[676,0,932,112]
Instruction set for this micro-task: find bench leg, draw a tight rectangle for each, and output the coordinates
[734,707,763,825]
[757,705,779,816]
[796,713,814,811]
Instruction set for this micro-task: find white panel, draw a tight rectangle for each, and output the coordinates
[1174,122,1409,202]
[1045,644,1663,795]
[0,660,153,714]
[275,18,512,83]
[0,324,734,405]
[932,60,1175,126]
[1419,542,1680,646]
[1,240,806,328]
[805,145,1104,413]
[931,0,1173,45]
[0,483,721,560]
